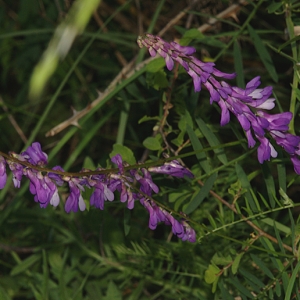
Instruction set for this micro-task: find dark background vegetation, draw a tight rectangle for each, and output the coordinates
[1,0,300,299]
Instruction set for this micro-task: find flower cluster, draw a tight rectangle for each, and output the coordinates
[0,142,196,242]
[138,34,300,174]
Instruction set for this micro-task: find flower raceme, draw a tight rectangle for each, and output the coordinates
[0,142,196,243]
[138,33,300,174]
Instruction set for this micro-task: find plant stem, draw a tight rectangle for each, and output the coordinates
[285,1,299,134]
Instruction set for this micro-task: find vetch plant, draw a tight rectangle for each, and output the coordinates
[138,33,300,174]
[0,142,196,242]
[2,1,300,298]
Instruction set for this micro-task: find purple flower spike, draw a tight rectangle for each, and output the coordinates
[21,142,48,166]
[149,160,193,178]
[137,33,235,93]
[0,156,7,189]
[140,198,196,242]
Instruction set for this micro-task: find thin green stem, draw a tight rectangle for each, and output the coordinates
[285,1,299,134]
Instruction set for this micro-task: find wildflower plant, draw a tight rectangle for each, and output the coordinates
[1,0,300,299]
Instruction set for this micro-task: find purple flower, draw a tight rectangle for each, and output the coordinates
[90,180,114,210]
[291,156,300,174]
[140,198,166,230]
[48,166,65,186]
[140,198,196,242]
[0,156,7,189]
[65,180,86,213]
[149,159,193,178]
[136,168,159,195]
[7,160,23,188]
[111,154,124,174]
[21,142,48,166]
[180,220,196,243]
[25,169,59,208]
[256,136,277,164]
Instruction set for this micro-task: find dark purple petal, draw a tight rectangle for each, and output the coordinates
[21,142,48,166]
[291,156,300,174]
[165,55,174,71]
[65,181,86,213]
[7,161,23,188]
[213,68,236,79]
[48,166,64,185]
[257,137,277,163]
[170,42,196,55]
[0,156,7,189]
[218,100,230,126]
[111,154,124,174]
[246,130,256,148]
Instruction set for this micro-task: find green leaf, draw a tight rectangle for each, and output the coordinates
[267,1,283,13]
[275,280,281,297]
[232,253,244,275]
[229,277,255,298]
[212,252,232,265]
[82,156,96,169]
[239,267,265,289]
[260,218,291,235]
[180,28,204,45]
[123,209,131,236]
[235,163,258,213]
[233,40,245,88]
[184,173,217,214]
[146,69,169,90]
[196,118,228,165]
[186,124,211,173]
[250,254,275,279]
[110,144,136,165]
[0,286,11,300]
[204,264,220,284]
[284,260,300,300]
[104,281,122,300]
[10,254,41,276]
[138,115,160,124]
[247,24,278,82]
[146,57,166,72]
[261,163,276,208]
[143,136,161,150]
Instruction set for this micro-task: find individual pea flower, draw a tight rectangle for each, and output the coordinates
[21,142,48,166]
[137,33,235,92]
[7,160,24,188]
[0,156,7,189]
[148,159,194,178]
[140,198,196,242]
[140,198,168,230]
[65,179,86,213]
[25,169,60,208]
[110,173,135,209]
[133,168,159,196]
[89,174,114,210]
[111,154,125,174]
[48,166,65,186]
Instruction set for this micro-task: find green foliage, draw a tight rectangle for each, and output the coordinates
[1,0,300,299]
